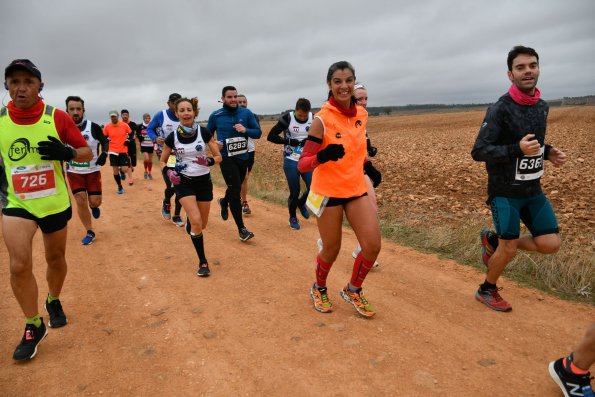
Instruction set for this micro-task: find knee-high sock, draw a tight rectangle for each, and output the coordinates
[315,254,333,287]
[350,252,375,288]
[190,232,207,264]
[113,174,122,188]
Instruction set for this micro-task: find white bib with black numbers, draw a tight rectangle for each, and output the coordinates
[225,136,248,156]
[515,145,544,181]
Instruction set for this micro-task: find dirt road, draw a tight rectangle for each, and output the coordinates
[0,167,593,396]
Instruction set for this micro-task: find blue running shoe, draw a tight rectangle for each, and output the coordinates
[81,230,95,245]
[91,207,101,219]
[299,205,310,219]
[119,170,126,181]
[289,217,300,230]
[117,187,124,195]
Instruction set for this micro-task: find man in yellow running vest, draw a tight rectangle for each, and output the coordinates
[0,59,92,361]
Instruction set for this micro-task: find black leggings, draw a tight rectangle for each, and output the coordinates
[219,157,248,229]
[162,167,182,216]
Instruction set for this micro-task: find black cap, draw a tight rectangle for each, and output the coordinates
[121,109,129,114]
[168,93,181,102]
[5,59,42,80]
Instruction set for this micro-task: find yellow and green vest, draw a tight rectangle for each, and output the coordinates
[0,105,71,217]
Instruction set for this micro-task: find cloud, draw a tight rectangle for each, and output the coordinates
[1,0,594,123]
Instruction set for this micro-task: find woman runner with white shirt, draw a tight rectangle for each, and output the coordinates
[160,97,222,276]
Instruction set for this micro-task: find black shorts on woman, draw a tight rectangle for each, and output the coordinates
[173,174,213,202]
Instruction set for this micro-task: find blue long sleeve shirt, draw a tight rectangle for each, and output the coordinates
[206,106,261,159]
[146,108,179,141]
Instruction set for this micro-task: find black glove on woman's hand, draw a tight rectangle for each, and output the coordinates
[38,136,76,161]
[316,143,345,164]
[364,160,382,188]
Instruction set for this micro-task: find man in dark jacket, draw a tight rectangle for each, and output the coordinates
[471,46,567,312]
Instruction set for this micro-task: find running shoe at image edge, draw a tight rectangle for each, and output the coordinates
[548,357,594,397]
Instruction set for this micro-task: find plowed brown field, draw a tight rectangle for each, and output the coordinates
[257,106,595,246]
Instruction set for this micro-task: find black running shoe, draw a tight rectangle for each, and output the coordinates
[120,170,126,181]
[549,357,594,397]
[172,215,185,227]
[13,320,48,361]
[161,201,171,220]
[218,198,228,221]
[45,296,68,328]
[197,262,210,277]
[239,227,254,242]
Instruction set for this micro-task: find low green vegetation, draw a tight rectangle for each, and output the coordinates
[211,161,594,305]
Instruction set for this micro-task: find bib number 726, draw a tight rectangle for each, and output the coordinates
[10,163,57,199]
[21,173,48,188]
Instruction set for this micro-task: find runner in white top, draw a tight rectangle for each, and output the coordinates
[137,113,154,180]
[159,97,222,276]
[266,98,313,230]
[64,96,109,245]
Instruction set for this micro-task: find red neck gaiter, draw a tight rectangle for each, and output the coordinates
[509,84,541,106]
[329,96,357,117]
[7,99,45,125]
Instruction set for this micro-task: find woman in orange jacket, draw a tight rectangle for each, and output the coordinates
[298,61,381,317]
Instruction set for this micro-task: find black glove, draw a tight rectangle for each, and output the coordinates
[96,152,107,166]
[38,136,76,161]
[364,161,382,188]
[285,138,301,147]
[316,144,345,164]
[367,138,377,157]
[367,146,378,157]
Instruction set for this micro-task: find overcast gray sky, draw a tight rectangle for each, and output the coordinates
[1,0,594,123]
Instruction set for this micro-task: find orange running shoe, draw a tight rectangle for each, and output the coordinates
[310,284,333,313]
[340,286,376,317]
